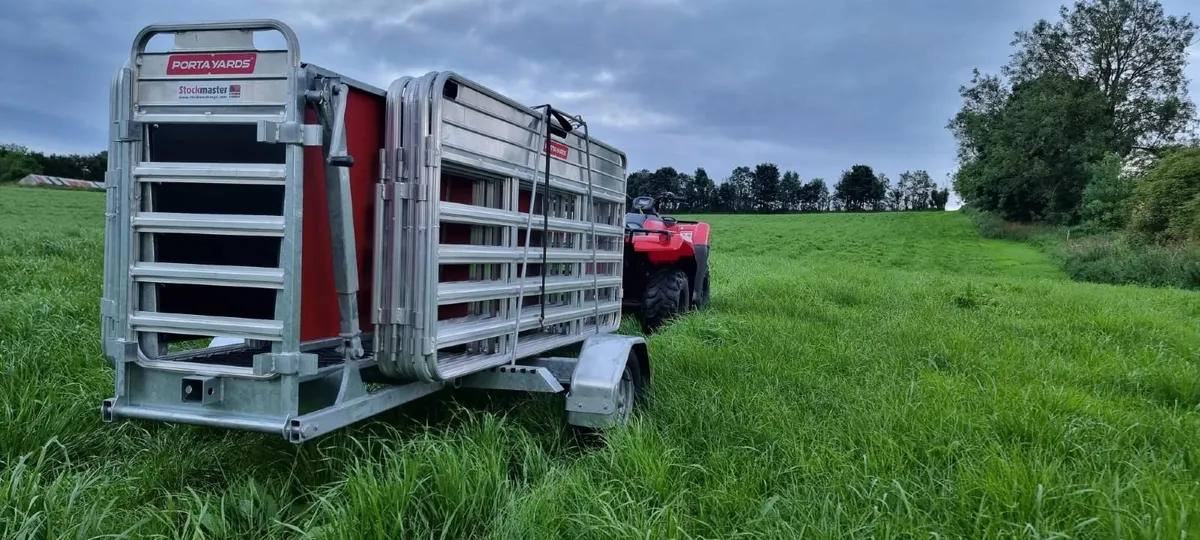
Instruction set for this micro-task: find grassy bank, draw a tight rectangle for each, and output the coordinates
[967,208,1200,290]
[2,185,1199,538]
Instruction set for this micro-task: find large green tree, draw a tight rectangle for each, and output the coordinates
[1003,0,1198,151]
[950,73,1118,222]
[834,165,882,211]
[953,74,1119,222]
[779,171,802,211]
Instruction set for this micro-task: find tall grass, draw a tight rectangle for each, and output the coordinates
[966,207,1200,290]
[2,185,1199,538]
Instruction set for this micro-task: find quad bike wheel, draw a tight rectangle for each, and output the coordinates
[641,267,689,333]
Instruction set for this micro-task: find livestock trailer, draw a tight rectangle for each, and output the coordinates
[99,19,650,443]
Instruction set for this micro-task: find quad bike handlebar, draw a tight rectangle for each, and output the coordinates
[630,192,685,216]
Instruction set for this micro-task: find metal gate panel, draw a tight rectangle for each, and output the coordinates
[374,71,628,382]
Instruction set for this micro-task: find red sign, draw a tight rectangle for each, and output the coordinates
[547,140,570,160]
[166,53,257,75]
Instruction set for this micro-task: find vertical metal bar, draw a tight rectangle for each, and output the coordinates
[580,118,600,333]
[317,81,364,359]
[509,109,548,364]
[273,65,307,358]
[539,107,554,328]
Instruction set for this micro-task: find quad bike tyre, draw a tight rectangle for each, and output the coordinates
[641,267,690,333]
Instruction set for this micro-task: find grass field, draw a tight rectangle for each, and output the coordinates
[2,184,1199,539]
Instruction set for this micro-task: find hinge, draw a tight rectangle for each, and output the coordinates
[117,120,142,142]
[423,136,438,165]
[257,121,321,145]
[381,147,405,181]
[379,148,391,182]
[395,183,413,200]
[420,337,435,356]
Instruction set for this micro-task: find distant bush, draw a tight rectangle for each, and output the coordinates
[1127,146,1200,245]
[1054,233,1200,290]
[1080,153,1134,230]
[965,205,1200,290]
[966,207,1056,244]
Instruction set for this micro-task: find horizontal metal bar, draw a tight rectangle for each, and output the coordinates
[133,357,268,379]
[288,381,445,442]
[457,366,564,393]
[436,301,620,349]
[438,245,622,265]
[131,262,284,289]
[434,327,617,380]
[130,311,284,341]
[133,112,288,124]
[105,401,285,435]
[138,73,290,82]
[439,201,624,236]
[438,275,621,305]
[441,150,626,204]
[134,162,286,185]
[133,212,285,236]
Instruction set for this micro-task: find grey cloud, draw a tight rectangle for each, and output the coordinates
[1,0,1196,195]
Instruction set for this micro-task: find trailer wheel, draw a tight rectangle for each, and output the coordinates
[613,354,643,424]
[570,350,645,438]
[641,267,688,333]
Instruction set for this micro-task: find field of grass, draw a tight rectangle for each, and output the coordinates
[2,184,1199,538]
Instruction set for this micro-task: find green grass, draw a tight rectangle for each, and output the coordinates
[3,184,1199,538]
[966,208,1200,290]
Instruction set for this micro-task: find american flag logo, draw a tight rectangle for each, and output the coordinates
[229,84,241,98]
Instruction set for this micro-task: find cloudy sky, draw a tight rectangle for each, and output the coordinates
[2,0,1197,204]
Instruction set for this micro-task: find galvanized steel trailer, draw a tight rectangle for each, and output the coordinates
[99,19,650,443]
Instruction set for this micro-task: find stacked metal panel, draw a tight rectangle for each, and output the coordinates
[373,72,629,382]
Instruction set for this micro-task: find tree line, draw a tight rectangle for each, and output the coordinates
[0,144,107,184]
[3,139,954,215]
[626,163,950,214]
[949,0,1199,246]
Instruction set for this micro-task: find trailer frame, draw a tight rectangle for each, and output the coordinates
[98,19,650,443]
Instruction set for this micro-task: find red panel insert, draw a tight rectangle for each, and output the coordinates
[299,86,384,342]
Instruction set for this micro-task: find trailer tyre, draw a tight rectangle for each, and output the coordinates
[570,350,646,439]
[641,267,688,333]
[614,352,646,424]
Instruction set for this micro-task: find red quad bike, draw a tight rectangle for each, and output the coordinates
[622,192,712,333]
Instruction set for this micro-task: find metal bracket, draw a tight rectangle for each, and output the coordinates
[457,365,564,393]
[379,148,405,182]
[565,394,616,413]
[419,337,435,357]
[109,339,139,363]
[181,375,223,405]
[117,120,142,142]
[103,169,121,191]
[253,352,318,376]
[257,120,322,146]
[380,182,402,201]
[100,298,117,318]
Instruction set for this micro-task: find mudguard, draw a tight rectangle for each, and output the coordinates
[565,334,650,429]
[692,243,710,304]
